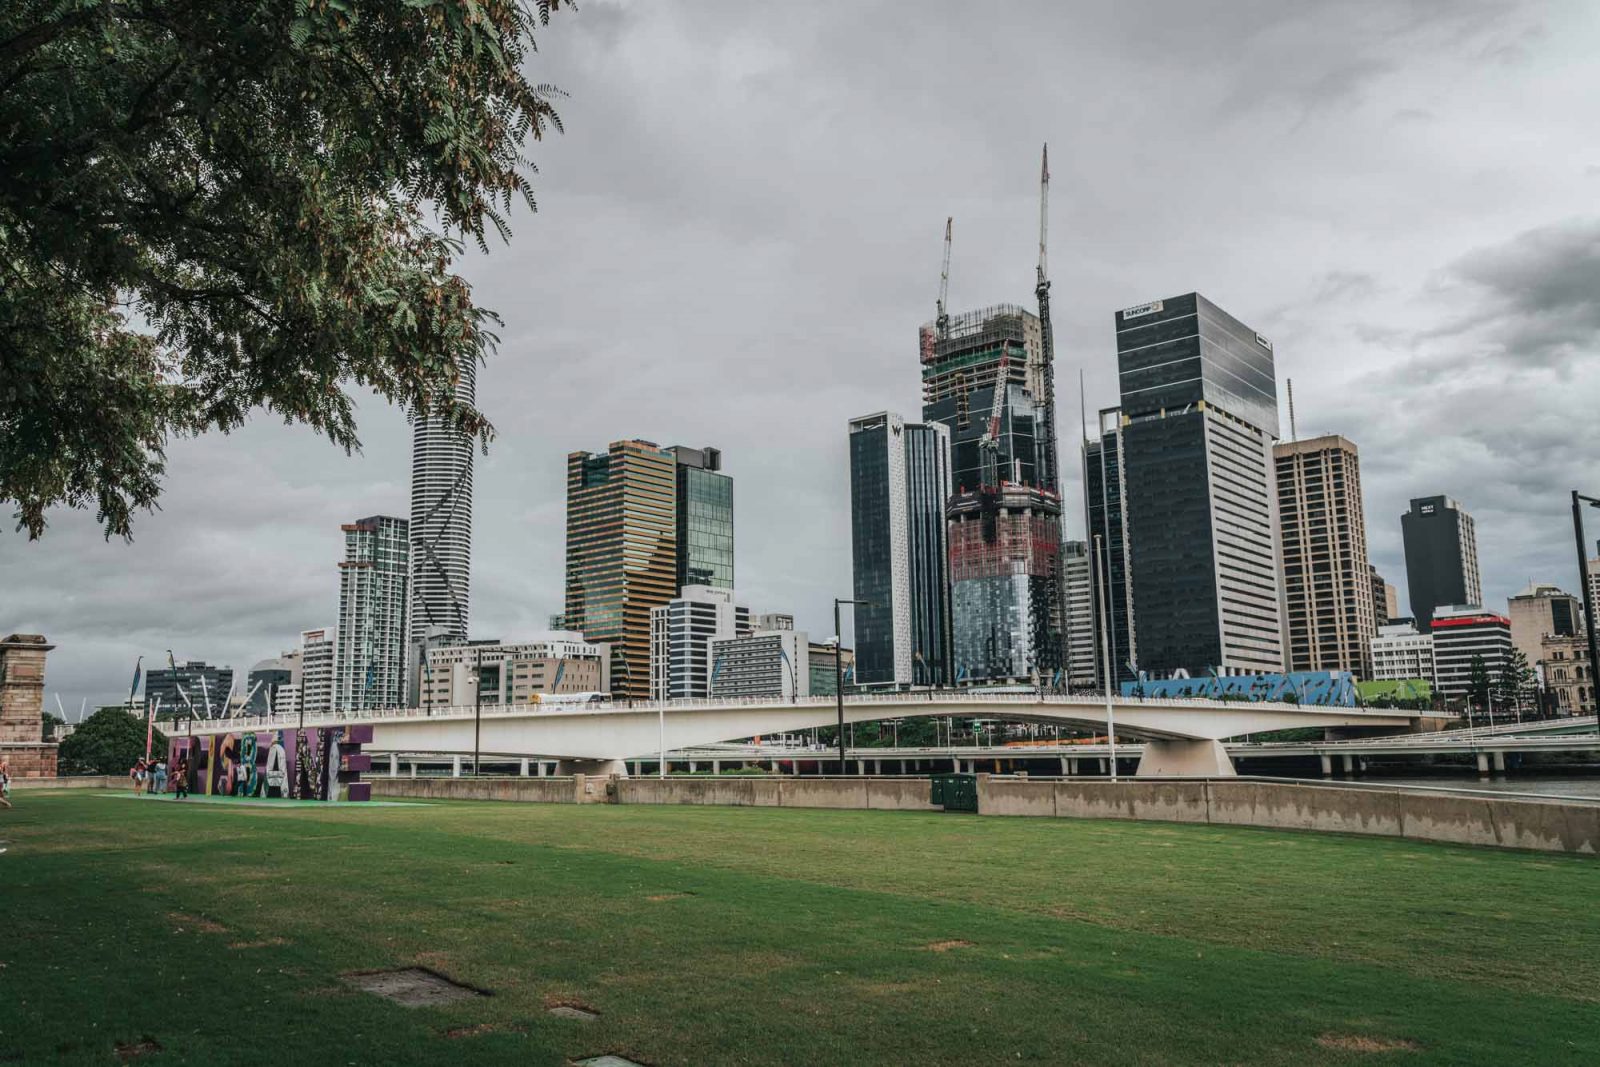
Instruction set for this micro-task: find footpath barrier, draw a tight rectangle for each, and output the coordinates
[9,775,116,791]
[367,773,1600,854]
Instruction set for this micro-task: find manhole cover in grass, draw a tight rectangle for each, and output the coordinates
[345,967,486,1007]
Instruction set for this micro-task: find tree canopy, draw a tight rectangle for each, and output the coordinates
[1,0,565,538]
[58,705,166,775]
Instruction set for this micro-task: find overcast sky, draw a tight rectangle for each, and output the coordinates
[7,0,1600,715]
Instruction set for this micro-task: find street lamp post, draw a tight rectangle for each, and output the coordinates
[1571,491,1600,734]
[473,646,483,776]
[1093,535,1119,781]
[833,598,870,773]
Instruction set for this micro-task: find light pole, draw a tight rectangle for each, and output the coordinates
[473,646,483,776]
[834,598,870,773]
[1572,491,1600,734]
[1093,535,1119,781]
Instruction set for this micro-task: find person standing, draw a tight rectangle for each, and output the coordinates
[151,757,167,796]
[172,758,189,800]
[130,758,147,796]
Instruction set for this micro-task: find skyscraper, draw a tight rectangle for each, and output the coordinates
[1431,605,1511,702]
[919,305,1064,685]
[1506,583,1582,666]
[1083,408,1136,686]
[564,440,678,700]
[1062,540,1097,688]
[1115,293,1285,677]
[1370,565,1399,626]
[334,516,410,710]
[671,445,734,591]
[848,412,952,687]
[1274,435,1376,678]
[1401,495,1481,629]
[409,367,475,665]
[298,627,335,716]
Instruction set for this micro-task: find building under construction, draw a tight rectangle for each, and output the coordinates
[919,305,1065,682]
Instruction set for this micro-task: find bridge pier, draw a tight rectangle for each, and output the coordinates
[712,760,721,775]
[1341,754,1354,776]
[389,753,398,777]
[519,758,530,777]
[1134,739,1236,778]
[557,758,630,777]
[409,760,417,779]
[1492,751,1506,774]
[451,755,462,778]
[1476,752,1490,776]
[1320,755,1333,778]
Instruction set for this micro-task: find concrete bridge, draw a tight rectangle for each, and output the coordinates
[179,690,1419,777]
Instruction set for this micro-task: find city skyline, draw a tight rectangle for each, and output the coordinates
[6,1,1600,709]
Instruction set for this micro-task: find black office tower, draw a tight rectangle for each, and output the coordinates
[1083,407,1137,685]
[1401,495,1481,628]
[1115,293,1285,678]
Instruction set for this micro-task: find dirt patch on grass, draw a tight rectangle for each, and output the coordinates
[442,1022,525,1038]
[923,939,975,952]
[169,912,227,934]
[644,891,696,902]
[114,1037,162,1060]
[543,993,600,1020]
[345,967,487,1007]
[1316,1033,1421,1054]
[228,937,289,950]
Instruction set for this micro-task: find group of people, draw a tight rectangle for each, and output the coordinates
[0,757,11,809]
[130,756,189,799]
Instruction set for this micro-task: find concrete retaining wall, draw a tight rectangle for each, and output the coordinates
[9,775,115,791]
[975,776,1600,854]
[617,776,937,812]
[371,776,587,804]
[367,773,1600,854]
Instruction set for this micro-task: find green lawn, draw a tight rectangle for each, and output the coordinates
[2,792,1597,1065]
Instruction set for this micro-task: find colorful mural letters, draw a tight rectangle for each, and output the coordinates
[167,725,373,801]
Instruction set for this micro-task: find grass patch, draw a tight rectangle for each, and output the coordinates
[0,794,1596,1064]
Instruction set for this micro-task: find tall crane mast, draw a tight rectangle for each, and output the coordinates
[1033,143,1058,496]
[979,350,1009,490]
[936,216,952,338]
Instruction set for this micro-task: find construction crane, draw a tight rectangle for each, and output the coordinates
[979,350,1010,490]
[1033,143,1057,495]
[936,216,953,338]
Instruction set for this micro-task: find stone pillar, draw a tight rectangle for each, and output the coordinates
[0,634,57,778]
[519,758,530,777]
[452,755,462,778]
[713,760,721,775]
[409,761,417,778]
[389,753,399,776]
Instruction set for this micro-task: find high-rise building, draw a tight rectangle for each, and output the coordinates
[1274,435,1376,678]
[244,655,296,714]
[650,585,750,700]
[1370,565,1399,626]
[1401,496,1481,630]
[334,515,410,710]
[1371,622,1436,686]
[1062,540,1096,688]
[917,306,1064,686]
[409,367,475,667]
[671,446,733,592]
[1585,546,1599,622]
[1430,606,1511,702]
[1507,583,1582,666]
[420,634,610,708]
[848,412,953,687]
[298,627,335,716]
[1115,293,1285,678]
[711,628,810,699]
[1083,408,1136,686]
[144,660,235,719]
[564,440,678,700]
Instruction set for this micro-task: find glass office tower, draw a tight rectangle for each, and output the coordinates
[1401,495,1482,629]
[848,412,952,687]
[1116,293,1286,678]
[671,446,734,592]
[1083,408,1137,686]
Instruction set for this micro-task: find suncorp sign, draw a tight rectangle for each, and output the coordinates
[1120,300,1164,321]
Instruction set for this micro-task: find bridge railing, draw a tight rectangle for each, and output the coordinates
[180,687,1414,735]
